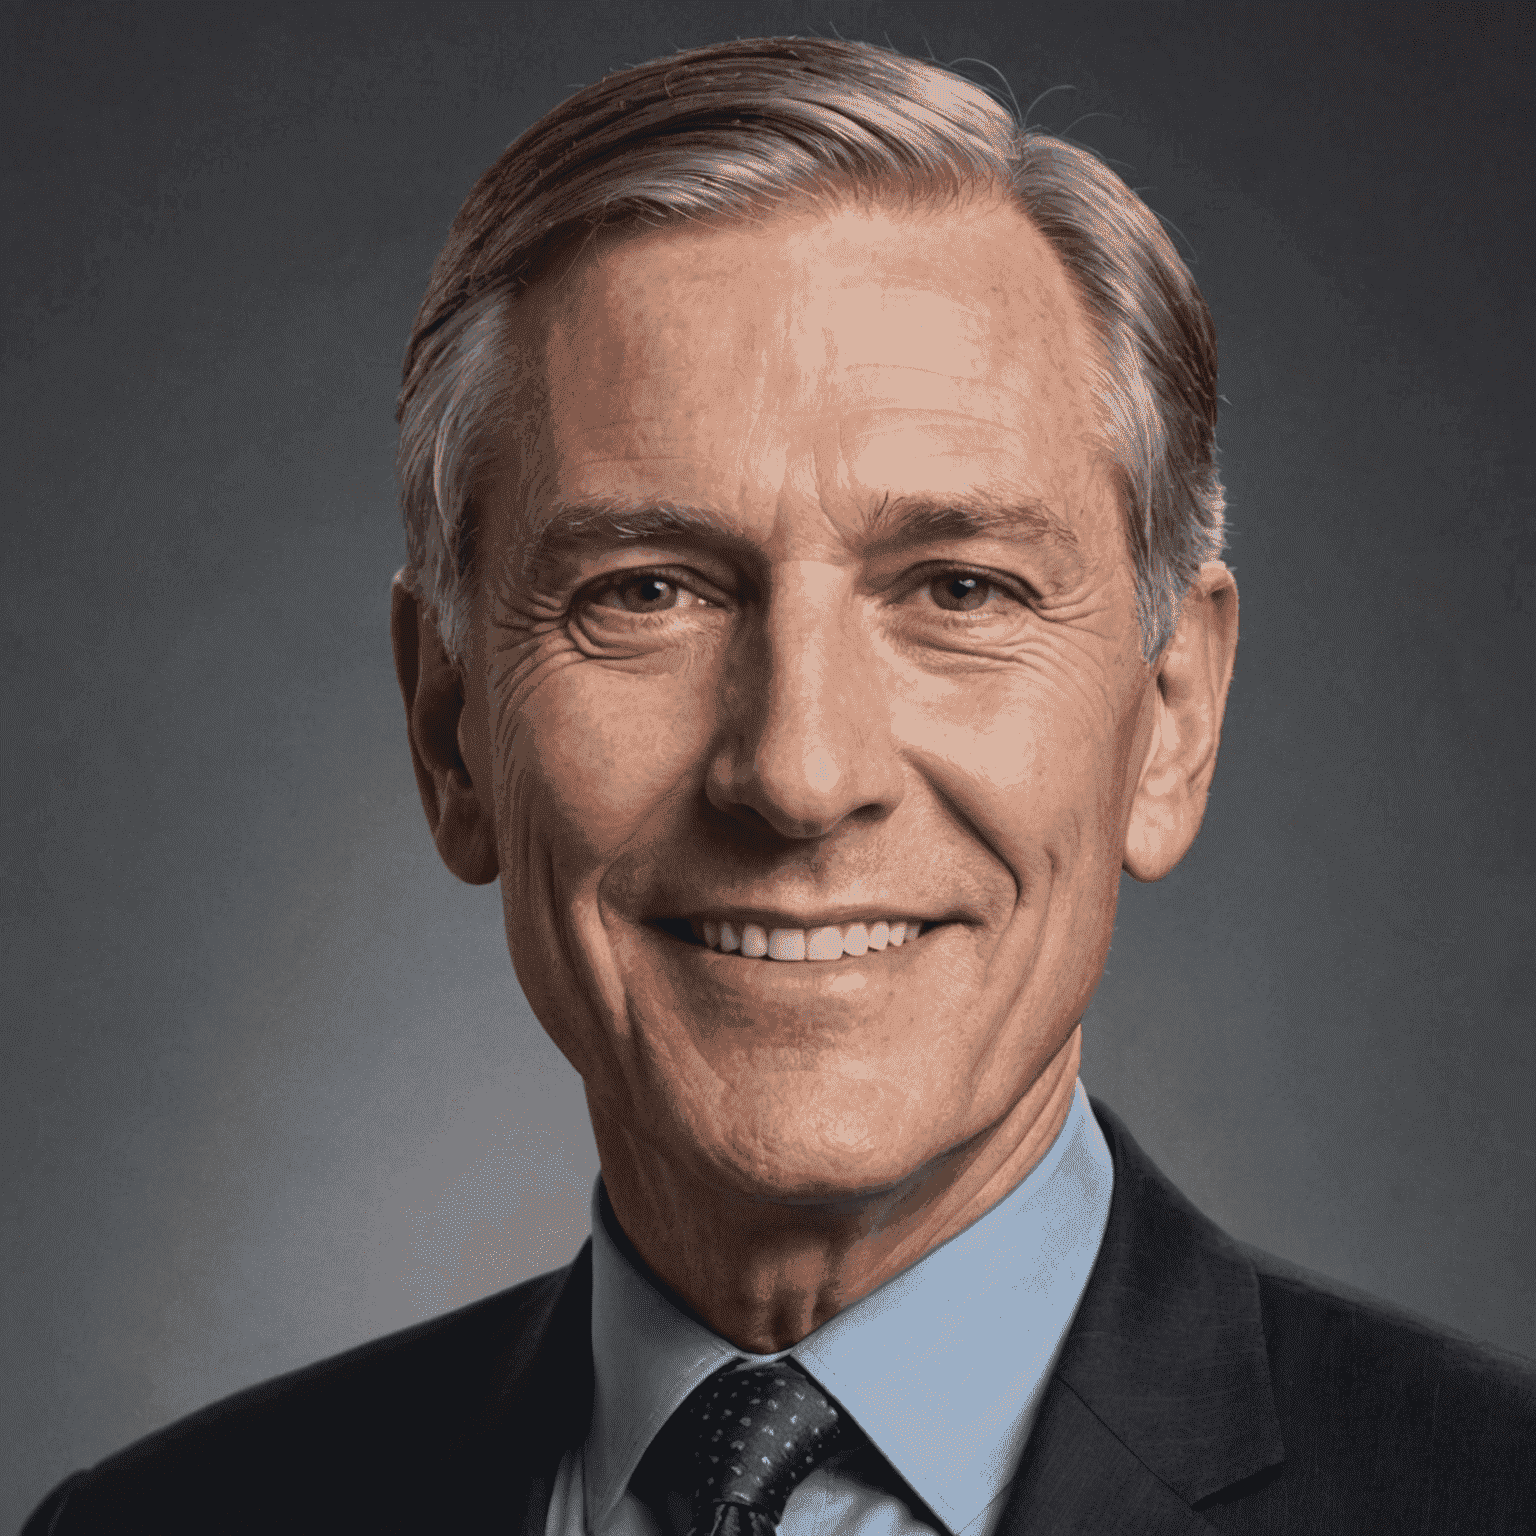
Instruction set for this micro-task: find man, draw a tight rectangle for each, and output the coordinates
[24,36,1531,1536]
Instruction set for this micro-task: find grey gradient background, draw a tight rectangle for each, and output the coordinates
[4,0,1532,1522]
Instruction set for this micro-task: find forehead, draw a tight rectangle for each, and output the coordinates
[513,196,1110,544]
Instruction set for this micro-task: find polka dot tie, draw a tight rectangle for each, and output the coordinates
[664,1361,850,1536]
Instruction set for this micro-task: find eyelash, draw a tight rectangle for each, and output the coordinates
[577,567,724,618]
[900,564,1035,612]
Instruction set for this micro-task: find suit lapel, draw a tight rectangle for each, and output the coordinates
[997,1381,1218,1534]
[997,1102,1285,1534]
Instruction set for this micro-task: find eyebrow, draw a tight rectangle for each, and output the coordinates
[861,491,1080,556]
[519,497,747,578]
[519,489,1081,578]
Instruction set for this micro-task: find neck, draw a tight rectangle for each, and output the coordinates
[591,1028,1082,1353]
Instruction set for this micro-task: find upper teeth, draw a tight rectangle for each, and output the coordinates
[697,919,918,960]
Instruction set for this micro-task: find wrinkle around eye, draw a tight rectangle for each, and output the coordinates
[872,578,1040,672]
[486,627,593,728]
[568,588,731,664]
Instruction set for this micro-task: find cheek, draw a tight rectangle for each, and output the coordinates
[498,654,717,870]
[892,644,1135,863]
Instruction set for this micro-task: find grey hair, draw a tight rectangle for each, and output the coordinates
[397,37,1225,664]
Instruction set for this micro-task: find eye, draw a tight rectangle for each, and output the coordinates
[590,573,707,613]
[928,572,1000,612]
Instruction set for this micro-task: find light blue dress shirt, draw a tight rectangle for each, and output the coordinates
[545,1079,1113,1536]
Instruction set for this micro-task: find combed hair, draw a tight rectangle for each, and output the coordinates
[397,36,1225,663]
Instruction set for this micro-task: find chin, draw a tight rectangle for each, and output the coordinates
[650,1054,983,1208]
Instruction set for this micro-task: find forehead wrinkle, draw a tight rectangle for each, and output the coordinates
[840,363,986,383]
[836,401,1057,455]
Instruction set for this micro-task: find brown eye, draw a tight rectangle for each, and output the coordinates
[929,573,993,612]
[598,575,683,612]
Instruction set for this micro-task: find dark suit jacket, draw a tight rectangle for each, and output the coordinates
[22,1102,1535,1534]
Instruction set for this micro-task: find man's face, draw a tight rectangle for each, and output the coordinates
[470,197,1157,1203]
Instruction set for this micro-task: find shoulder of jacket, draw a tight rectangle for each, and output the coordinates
[1242,1239,1536,1415]
[20,1257,584,1533]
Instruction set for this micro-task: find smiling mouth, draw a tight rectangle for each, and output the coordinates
[652,916,932,961]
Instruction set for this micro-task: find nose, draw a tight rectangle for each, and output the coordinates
[706,562,905,839]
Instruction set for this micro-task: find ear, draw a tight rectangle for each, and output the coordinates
[1123,561,1239,882]
[389,570,499,884]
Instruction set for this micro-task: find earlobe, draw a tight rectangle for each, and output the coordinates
[1123,562,1239,882]
[389,571,499,885]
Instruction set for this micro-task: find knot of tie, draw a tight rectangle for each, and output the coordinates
[664,1361,849,1536]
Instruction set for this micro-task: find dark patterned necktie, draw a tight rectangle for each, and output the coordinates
[661,1360,850,1536]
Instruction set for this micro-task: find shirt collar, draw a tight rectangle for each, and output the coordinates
[585,1079,1113,1536]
